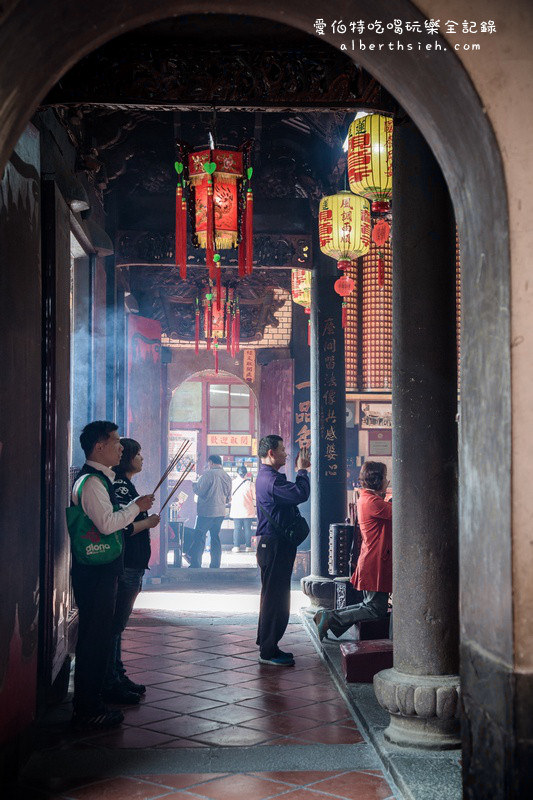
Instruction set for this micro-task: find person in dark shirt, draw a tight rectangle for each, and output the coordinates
[103,438,159,702]
[255,435,311,666]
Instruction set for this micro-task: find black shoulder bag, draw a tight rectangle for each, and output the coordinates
[258,503,310,547]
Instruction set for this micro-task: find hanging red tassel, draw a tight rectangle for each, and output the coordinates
[194,300,200,355]
[180,193,187,280]
[226,293,232,352]
[216,268,221,310]
[175,186,182,275]
[206,297,213,350]
[235,304,241,353]
[377,256,385,288]
[214,340,219,374]
[230,313,236,358]
[342,302,347,329]
[306,308,311,346]
[238,193,247,277]
[206,173,216,279]
[245,190,253,274]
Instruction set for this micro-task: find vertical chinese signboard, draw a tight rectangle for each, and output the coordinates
[243,349,255,383]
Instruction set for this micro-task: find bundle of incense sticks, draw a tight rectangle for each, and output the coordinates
[153,439,191,494]
[159,460,196,513]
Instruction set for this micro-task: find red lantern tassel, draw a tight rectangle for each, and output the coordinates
[245,190,253,274]
[377,256,385,288]
[216,269,221,310]
[226,302,232,352]
[214,341,219,374]
[342,302,347,329]
[175,186,182,274]
[231,314,236,358]
[206,301,212,350]
[238,195,247,277]
[206,176,215,278]
[235,307,241,353]
[195,308,200,355]
[308,319,311,346]
[180,195,187,280]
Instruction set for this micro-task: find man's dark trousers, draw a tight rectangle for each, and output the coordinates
[71,565,118,713]
[189,515,224,568]
[256,534,296,658]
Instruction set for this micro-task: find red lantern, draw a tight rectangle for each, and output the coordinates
[175,146,254,289]
[334,275,355,329]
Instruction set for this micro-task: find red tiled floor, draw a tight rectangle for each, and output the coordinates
[179,773,289,799]
[189,725,281,747]
[20,608,397,800]
[65,776,176,799]
[135,774,225,789]
[295,724,365,745]
[311,770,394,800]
[143,714,222,737]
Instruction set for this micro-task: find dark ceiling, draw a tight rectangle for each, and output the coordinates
[40,14,399,340]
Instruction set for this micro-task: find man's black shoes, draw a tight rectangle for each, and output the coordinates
[102,686,141,705]
[120,676,146,695]
[71,707,124,730]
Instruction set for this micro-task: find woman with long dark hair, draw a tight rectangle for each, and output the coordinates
[102,438,160,703]
[314,461,392,641]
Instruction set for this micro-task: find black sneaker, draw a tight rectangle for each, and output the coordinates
[71,708,124,730]
[102,686,141,705]
[120,676,146,695]
[275,649,294,659]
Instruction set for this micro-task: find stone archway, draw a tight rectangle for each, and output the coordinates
[0,0,512,793]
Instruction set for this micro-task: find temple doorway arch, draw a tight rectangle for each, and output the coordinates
[0,0,515,792]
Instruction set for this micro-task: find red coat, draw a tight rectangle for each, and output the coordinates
[351,489,392,593]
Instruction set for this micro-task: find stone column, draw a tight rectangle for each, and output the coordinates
[373,120,460,748]
[302,256,347,607]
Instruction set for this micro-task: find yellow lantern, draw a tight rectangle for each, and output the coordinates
[291,269,312,345]
[348,113,393,212]
[319,191,371,271]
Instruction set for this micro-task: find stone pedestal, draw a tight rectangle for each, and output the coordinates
[302,256,347,607]
[373,120,460,748]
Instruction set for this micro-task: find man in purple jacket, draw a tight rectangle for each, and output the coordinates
[255,435,311,666]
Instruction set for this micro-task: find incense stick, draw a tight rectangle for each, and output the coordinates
[153,440,191,494]
[159,461,195,513]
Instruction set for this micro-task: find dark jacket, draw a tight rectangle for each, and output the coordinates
[113,476,151,570]
[255,465,310,537]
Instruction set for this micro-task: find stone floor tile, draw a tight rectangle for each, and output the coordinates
[241,714,322,735]
[143,715,223,738]
[189,725,281,747]
[151,677,225,693]
[297,724,364,745]
[269,790,336,799]
[295,703,357,722]
[87,727,177,748]
[311,770,393,800]
[134,774,225,790]
[149,695,226,714]
[121,704,176,726]
[252,771,344,786]
[238,694,316,712]
[196,685,264,703]
[191,704,268,724]
[181,773,290,799]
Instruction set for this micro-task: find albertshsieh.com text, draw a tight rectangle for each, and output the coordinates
[342,39,481,52]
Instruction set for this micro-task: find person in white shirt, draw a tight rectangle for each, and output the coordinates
[230,465,256,552]
[70,421,154,730]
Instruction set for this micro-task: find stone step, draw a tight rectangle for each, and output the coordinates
[340,639,393,683]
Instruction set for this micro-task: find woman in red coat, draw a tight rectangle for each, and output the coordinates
[314,461,392,641]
